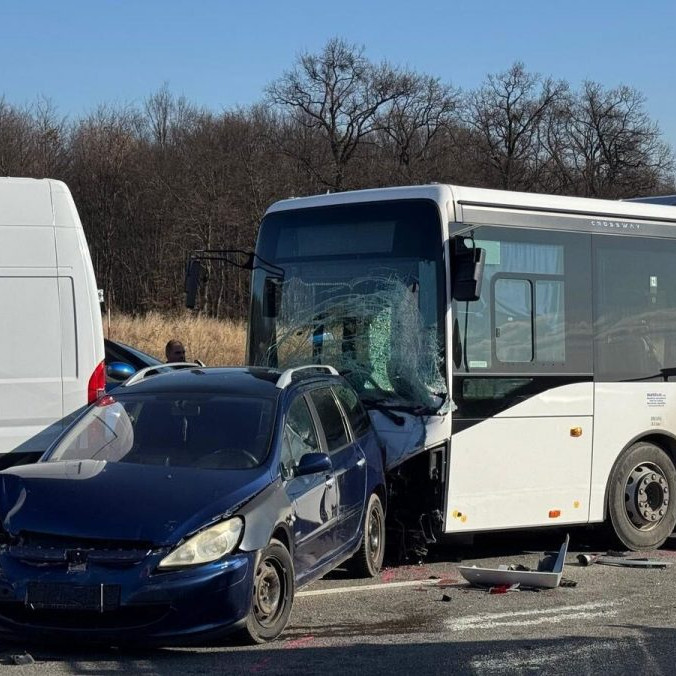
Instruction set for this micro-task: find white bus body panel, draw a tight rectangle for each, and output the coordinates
[0,178,104,455]
[589,383,676,522]
[445,383,593,532]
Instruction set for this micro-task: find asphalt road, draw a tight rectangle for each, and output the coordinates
[3,530,676,675]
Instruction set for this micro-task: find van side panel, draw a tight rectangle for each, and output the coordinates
[0,178,104,456]
[0,180,53,226]
[0,266,64,453]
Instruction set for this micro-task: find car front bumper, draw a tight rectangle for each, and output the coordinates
[0,550,255,645]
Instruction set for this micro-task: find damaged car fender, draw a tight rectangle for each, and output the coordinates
[237,477,294,553]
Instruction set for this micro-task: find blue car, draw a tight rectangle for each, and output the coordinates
[0,365,386,644]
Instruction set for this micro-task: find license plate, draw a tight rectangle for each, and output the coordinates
[26,583,120,611]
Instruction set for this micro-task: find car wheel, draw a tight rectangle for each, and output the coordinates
[244,538,295,643]
[349,492,385,578]
[608,441,676,551]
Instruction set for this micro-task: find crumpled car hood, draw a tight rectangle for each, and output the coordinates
[0,460,270,546]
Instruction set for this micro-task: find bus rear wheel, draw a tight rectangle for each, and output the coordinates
[608,441,676,551]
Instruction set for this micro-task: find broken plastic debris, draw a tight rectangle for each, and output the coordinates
[595,557,672,569]
[457,534,570,590]
[559,577,578,588]
[489,583,520,594]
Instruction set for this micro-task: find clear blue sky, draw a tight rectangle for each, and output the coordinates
[1,0,675,149]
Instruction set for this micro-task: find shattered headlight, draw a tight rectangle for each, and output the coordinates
[158,517,243,569]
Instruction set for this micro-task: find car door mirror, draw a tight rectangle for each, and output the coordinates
[107,362,136,382]
[294,452,331,477]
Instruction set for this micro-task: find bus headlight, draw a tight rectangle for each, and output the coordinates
[158,517,243,569]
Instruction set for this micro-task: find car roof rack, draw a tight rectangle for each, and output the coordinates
[122,362,202,387]
[276,365,339,389]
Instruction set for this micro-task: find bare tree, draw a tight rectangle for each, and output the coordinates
[545,82,674,198]
[267,38,412,190]
[0,98,34,174]
[463,62,568,190]
[376,73,460,182]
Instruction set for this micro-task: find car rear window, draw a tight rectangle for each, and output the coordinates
[47,393,275,470]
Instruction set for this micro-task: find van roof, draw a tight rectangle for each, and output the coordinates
[0,177,79,227]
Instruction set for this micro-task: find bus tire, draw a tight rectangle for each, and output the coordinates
[608,441,676,551]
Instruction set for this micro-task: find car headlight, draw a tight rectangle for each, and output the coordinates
[157,517,243,569]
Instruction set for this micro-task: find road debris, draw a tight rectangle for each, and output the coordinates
[488,583,520,594]
[10,653,34,666]
[595,557,672,569]
[576,553,600,566]
[457,534,570,590]
[577,551,672,569]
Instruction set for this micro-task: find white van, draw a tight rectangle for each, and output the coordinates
[0,178,104,464]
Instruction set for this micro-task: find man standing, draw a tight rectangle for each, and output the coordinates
[165,339,186,363]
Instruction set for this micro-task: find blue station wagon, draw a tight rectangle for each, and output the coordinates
[0,365,386,644]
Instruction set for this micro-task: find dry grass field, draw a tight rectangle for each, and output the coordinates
[105,312,247,366]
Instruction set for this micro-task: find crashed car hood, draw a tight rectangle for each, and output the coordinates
[0,460,270,545]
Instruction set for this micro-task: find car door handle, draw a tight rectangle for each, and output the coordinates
[325,477,335,488]
[356,457,366,468]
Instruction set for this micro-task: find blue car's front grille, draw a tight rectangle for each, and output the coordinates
[8,532,156,565]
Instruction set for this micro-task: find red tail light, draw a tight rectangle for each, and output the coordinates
[88,361,106,404]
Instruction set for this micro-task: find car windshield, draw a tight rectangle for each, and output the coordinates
[47,393,276,470]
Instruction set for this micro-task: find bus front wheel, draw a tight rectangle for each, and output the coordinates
[608,441,676,551]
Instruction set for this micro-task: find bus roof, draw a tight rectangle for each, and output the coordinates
[266,184,676,233]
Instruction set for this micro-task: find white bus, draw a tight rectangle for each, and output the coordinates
[243,184,676,552]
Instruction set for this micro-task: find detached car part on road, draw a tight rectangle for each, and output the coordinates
[0,365,386,644]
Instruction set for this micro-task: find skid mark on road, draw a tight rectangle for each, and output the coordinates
[447,600,619,631]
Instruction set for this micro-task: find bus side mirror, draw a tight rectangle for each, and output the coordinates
[185,260,202,309]
[452,240,485,302]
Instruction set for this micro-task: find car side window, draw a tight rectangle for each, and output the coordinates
[281,396,320,478]
[334,385,371,438]
[309,387,349,453]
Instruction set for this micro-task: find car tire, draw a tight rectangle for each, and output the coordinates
[349,492,385,578]
[608,441,676,551]
[243,538,295,644]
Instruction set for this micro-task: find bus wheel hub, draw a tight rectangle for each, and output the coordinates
[625,463,669,529]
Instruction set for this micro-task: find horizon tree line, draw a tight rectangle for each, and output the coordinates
[1,38,673,318]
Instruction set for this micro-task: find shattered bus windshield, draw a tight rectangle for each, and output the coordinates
[248,199,447,410]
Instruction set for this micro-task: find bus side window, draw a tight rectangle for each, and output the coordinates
[494,278,533,363]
